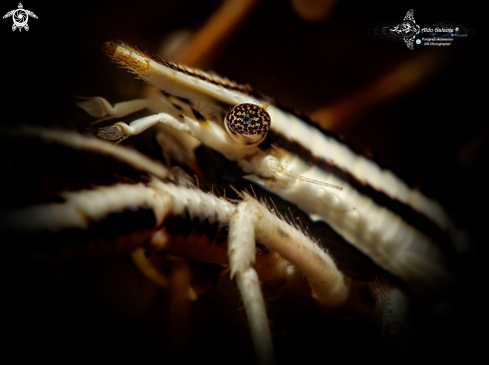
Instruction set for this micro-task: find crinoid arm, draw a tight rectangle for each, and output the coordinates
[3,127,353,365]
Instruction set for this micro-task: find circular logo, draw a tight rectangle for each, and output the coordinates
[12,9,28,27]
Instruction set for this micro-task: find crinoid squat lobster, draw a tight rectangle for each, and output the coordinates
[79,40,464,361]
[1,40,466,365]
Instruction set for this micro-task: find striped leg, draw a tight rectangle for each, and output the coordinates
[3,128,353,365]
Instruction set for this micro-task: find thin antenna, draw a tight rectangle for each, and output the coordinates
[268,158,343,191]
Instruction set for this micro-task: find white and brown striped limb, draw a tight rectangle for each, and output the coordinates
[2,127,349,365]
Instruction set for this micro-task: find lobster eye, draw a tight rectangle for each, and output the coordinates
[225,103,271,145]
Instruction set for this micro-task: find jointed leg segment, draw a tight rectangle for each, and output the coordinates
[227,195,349,364]
[78,96,191,143]
[96,113,189,143]
[77,97,165,122]
[228,200,275,365]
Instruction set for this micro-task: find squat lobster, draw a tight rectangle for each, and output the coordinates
[74,41,458,363]
[1,39,461,365]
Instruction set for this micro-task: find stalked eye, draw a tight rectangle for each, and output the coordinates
[225,103,271,145]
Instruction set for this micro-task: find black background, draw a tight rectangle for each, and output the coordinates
[2,1,484,364]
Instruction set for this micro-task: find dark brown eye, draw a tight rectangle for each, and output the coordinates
[225,103,271,145]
